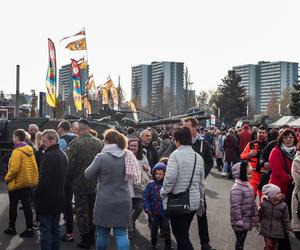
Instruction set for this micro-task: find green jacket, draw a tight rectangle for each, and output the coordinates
[66,133,103,195]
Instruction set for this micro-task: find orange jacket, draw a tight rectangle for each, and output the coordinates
[240,140,268,171]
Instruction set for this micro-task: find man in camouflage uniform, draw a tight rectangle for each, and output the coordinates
[66,118,103,249]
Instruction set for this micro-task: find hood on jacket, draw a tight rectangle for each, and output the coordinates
[152,162,166,179]
[15,145,34,156]
[232,160,248,180]
[102,143,125,158]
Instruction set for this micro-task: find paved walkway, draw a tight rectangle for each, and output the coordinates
[0,168,299,249]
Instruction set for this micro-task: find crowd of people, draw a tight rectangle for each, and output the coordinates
[2,117,300,250]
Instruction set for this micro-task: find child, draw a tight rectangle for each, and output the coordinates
[230,160,258,250]
[259,184,291,250]
[143,162,171,250]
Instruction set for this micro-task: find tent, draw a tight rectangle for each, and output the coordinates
[269,116,295,128]
[287,117,300,127]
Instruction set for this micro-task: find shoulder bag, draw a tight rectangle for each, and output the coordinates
[165,153,197,216]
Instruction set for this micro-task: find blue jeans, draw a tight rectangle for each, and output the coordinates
[39,214,61,250]
[96,226,129,250]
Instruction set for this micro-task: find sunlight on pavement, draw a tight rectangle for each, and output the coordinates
[6,235,23,250]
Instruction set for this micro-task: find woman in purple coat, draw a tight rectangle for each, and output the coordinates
[230,161,258,250]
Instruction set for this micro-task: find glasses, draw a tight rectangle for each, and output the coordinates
[283,136,294,140]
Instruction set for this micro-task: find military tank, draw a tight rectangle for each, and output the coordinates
[0,110,208,178]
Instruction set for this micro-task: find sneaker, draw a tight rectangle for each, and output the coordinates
[4,227,17,235]
[33,221,39,230]
[19,228,34,238]
[61,233,74,242]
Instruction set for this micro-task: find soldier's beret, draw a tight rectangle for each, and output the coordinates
[78,118,91,128]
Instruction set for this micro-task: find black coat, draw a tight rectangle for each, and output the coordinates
[35,144,68,215]
[161,138,213,179]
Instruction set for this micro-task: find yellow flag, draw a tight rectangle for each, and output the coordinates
[102,88,109,105]
[65,38,87,51]
[128,101,138,121]
[103,79,114,91]
[79,61,88,69]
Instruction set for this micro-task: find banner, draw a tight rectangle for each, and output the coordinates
[60,28,85,42]
[103,79,114,91]
[71,59,82,111]
[128,101,138,121]
[66,38,87,51]
[45,38,56,107]
[102,88,109,105]
[111,87,119,110]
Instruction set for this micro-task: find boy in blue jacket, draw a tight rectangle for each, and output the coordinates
[143,162,172,250]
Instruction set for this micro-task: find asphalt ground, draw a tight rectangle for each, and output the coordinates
[0,167,300,250]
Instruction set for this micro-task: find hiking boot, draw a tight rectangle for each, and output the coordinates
[77,238,91,249]
[19,228,34,238]
[4,227,17,235]
[61,233,74,242]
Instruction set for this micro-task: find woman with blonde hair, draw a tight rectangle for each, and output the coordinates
[85,129,141,250]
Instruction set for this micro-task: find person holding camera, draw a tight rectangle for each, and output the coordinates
[292,142,300,240]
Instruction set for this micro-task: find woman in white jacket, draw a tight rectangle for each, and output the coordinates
[161,126,205,250]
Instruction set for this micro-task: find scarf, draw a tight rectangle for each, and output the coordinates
[280,144,296,161]
[124,149,141,185]
[192,133,203,144]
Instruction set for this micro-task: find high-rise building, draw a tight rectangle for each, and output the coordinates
[131,61,185,117]
[58,63,89,114]
[259,61,298,113]
[232,64,259,111]
[131,65,152,109]
[151,61,184,116]
[232,61,298,113]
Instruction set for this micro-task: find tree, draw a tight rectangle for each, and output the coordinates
[215,70,248,123]
[183,66,194,112]
[290,83,300,116]
[279,87,291,115]
[116,75,126,109]
[266,97,279,116]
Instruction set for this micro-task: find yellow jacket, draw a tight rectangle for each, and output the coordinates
[5,145,39,191]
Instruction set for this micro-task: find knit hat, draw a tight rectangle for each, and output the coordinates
[262,184,281,199]
[243,124,250,129]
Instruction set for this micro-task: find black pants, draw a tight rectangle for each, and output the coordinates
[197,196,210,246]
[216,158,223,170]
[169,212,195,250]
[277,230,291,250]
[150,215,171,247]
[8,188,33,229]
[64,185,74,234]
[234,230,247,250]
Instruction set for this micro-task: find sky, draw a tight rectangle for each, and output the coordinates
[1,0,300,100]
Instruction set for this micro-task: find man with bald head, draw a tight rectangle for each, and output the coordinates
[140,129,158,169]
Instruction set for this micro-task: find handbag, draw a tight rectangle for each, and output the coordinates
[165,153,197,216]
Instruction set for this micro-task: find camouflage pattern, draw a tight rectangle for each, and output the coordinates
[74,193,96,237]
[66,133,103,195]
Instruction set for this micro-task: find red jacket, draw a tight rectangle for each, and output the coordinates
[269,146,293,195]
